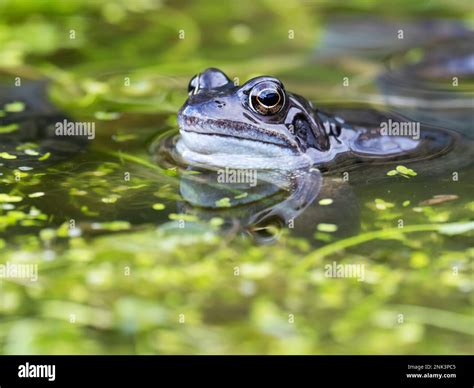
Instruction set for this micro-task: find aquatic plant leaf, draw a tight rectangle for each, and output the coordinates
[4,101,25,112]
[0,123,19,133]
[439,222,474,236]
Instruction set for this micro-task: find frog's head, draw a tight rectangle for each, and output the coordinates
[177,68,330,169]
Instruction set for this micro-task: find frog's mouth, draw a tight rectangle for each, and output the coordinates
[178,114,300,154]
[176,115,312,169]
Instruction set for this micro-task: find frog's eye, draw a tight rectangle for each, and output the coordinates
[249,82,285,115]
[188,75,199,95]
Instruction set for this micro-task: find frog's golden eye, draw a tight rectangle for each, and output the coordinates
[249,82,285,115]
[188,74,199,95]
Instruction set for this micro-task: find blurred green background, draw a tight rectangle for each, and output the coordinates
[0,0,473,354]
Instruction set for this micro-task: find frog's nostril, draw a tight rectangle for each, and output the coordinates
[181,104,199,118]
[214,100,226,108]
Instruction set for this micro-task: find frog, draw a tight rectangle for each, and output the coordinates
[176,68,449,171]
[169,68,472,243]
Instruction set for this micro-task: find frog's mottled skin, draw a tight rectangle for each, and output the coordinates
[176,68,423,170]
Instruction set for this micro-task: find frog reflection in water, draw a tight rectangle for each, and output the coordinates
[170,68,469,242]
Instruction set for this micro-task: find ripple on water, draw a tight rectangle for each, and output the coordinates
[377,36,474,138]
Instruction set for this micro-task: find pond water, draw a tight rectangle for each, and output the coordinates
[0,0,472,354]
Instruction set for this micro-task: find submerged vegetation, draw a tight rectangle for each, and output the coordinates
[0,0,473,354]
